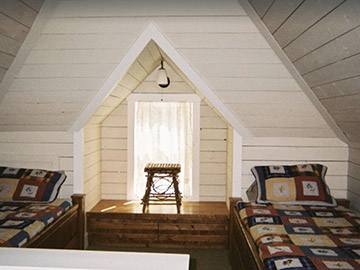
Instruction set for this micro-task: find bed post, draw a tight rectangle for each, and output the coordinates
[72,194,85,249]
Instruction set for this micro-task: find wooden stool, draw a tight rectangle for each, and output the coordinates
[142,163,182,214]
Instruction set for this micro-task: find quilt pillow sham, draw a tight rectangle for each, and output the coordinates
[0,166,67,203]
[251,164,337,206]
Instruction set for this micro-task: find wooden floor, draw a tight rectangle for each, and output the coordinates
[87,200,229,249]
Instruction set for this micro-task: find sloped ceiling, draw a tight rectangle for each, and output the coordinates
[0,0,45,84]
[246,0,360,143]
[0,0,353,142]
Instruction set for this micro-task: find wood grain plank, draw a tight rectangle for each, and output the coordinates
[209,77,301,91]
[0,0,38,28]
[312,76,360,99]
[44,16,256,34]
[0,33,21,55]
[20,0,45,12]
[274,0,344,48]
[250,0,275,18]
[0,12,29,42]
[17,63,116,78]
[284,0,360,61]
[262,0,304,34]
[53,0,246,17]
[295,26,360,75]
[303,54,360,87]
[26,49,126,64]
[233,127,334,138]
[167,33,269,49]
[178,48,282,64]
[0,51,14,69]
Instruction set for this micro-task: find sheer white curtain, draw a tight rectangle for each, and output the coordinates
[134,101,193,199]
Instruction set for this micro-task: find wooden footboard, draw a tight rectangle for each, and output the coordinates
[229,198,264,270]
[24,194,85,249]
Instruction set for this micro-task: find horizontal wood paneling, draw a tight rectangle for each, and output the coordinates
[249,0,360,143]
[273,0,344,48]
[283,0,360,62]
[53,0,246,17]
[99,62,228,202]
[0,0,44,83]
[83,124,102,211]
[262,0,303,34]
[241,137,349,200]
[0,131,74,198]
[0,0,336,140]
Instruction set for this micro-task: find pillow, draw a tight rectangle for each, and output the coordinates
[251,164,337,206]
[0,166,67,203]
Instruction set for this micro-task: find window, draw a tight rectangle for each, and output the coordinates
[127,94,200,201]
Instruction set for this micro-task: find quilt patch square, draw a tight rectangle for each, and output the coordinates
[326,227,357,235]
[23,220,45,238]
[0,219,33,230]
[265,256,316,270]
[277,209,308,217]
[289,234,336,247]
[281,216,316,226]
[343,248,360,259]
[313,217,352,227]
[0,167,26,179]
[295,176,326,201]
[301,246,350,258]
[248,215,282,227]
[309,210,343,218]
[13,179,46,201]
[311,258,360,270]
[285,225,323,235]
[260,243,304,260]
[250,224,287,240]
[265,178,296,202]
[0,179,19,201]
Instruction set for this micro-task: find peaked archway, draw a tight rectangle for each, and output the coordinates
[69,23,251,138]
[71,23,248,209]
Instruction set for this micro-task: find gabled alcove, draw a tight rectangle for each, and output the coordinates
[71,24,248,211]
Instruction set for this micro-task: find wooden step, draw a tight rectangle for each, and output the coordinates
[87,201,229,249]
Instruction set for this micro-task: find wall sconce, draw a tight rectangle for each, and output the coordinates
[157,60,170,88]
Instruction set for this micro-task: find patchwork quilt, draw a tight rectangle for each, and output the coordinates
[0,199,72,247]
[237,202,360,270]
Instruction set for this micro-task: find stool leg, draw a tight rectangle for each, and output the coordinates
[142,173,153,213]
[173,175,181,214]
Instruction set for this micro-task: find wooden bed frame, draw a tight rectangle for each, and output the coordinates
[228,197,351,270]
[23,194,85,249]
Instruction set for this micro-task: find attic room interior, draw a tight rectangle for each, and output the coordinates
[0,0,359,270]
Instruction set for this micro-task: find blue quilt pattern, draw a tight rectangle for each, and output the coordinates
[237,202,360,270]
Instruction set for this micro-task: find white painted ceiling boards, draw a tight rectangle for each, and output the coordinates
[0,0,349,142]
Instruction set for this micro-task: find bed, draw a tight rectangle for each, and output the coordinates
[0,166,85,249]
[229,164,360,270]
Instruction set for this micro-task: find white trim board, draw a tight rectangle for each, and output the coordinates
[69,23,252,139]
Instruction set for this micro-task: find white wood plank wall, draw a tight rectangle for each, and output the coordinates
[0,0,336,142]
[242,137,349,201]
[83,124,101,211]
[348,143,360,211]
[100,65,228,202]
[0,131,74,199]
[0,0,44,84]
